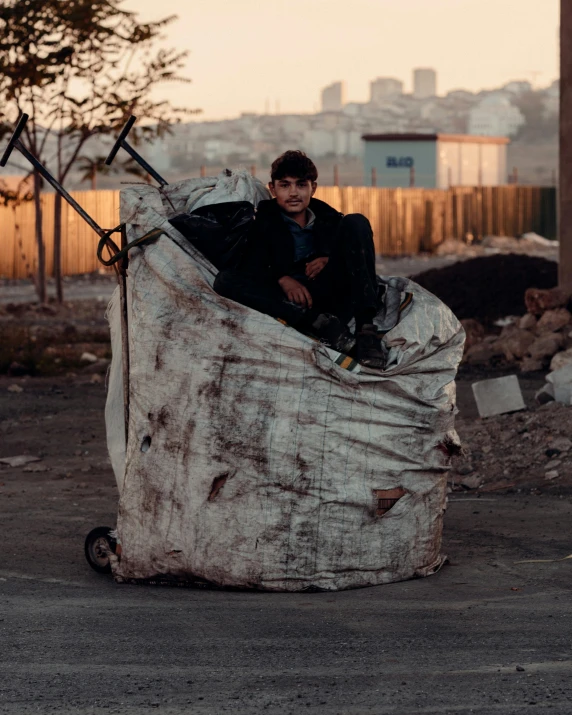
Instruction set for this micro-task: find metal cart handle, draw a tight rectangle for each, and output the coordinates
[0,113,29,167]
[105,116,137,166]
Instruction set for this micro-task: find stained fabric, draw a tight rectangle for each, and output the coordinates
[105,170,465,591]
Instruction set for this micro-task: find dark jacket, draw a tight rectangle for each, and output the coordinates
[241,197,343,280]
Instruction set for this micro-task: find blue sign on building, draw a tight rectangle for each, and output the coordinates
[386,157,414,168]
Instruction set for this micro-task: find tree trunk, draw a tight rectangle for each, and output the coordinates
[33,171,47,304]
[53,192,63,303]
[560,0,572,287]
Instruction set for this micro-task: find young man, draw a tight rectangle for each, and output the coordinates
[214,150,385,368]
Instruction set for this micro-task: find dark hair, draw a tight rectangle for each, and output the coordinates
[270,150,318,183]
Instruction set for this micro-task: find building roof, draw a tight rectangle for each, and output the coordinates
[361,133,510,145]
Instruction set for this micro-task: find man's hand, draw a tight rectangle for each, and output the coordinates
[305,256,329,280]
[278,276,313,309]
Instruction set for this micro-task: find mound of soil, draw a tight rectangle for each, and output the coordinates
[413,254,558,322]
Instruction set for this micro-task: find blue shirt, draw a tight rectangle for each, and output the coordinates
[281,208,316,263]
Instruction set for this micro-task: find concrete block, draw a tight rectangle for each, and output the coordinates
[471,375,526,418]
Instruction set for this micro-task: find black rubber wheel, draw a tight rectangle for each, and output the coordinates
[84,526,117,574]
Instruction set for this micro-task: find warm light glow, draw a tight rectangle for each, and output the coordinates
[121,0,560,120]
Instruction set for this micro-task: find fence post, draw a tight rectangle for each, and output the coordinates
[513,167,518,185]
[409,166,415,188]
[371,167,377,187]
[448,166,452,189]
[333,164,339,187]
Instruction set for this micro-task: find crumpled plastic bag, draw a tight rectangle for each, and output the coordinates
[168,201,255,271]
[184,169,270,213]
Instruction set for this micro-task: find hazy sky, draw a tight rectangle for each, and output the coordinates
[123,0,560,120]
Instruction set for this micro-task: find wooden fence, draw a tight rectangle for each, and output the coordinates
[1,190,120,279]
[0,186,556,279]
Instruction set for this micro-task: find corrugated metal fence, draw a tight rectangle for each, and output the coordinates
[0,186,556,279]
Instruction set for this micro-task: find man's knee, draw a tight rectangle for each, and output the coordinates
[340,214,374,248]
[341,213,373,236]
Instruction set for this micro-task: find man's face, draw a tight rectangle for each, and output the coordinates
[269,176,317,216]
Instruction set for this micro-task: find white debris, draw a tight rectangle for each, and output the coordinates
[0,455,41,467]
[521,232,558,247]
[80,352,98,363]
[472,375,526,418]
[546,364,572,404]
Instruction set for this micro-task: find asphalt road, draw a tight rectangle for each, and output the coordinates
[1,379,572,714]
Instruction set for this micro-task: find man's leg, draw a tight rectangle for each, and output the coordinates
[327,214,387,368]
[214,269,307,325]
[335,214,379,329]
[215,269,355,352]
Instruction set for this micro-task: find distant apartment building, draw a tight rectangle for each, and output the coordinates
[468,95,525,137]
[321,81,345,113]
[413,68,437,99]
[370,77,404,103]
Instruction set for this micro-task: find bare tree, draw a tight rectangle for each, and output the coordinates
[0,0,199,302]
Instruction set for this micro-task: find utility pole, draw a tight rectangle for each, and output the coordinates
[560,1,572,287]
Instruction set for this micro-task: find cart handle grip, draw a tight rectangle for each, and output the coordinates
[105,116,137,166]
[1,113,29,167]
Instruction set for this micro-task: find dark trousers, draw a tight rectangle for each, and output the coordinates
[214,214,379,327]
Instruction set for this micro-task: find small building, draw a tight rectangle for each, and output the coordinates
[362,133,510,188]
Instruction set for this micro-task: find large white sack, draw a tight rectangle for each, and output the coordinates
[106,176,465,591]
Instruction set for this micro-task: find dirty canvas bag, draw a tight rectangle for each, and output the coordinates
[105,174,465,591]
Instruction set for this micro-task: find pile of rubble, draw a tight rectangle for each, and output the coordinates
[434,233,558,260]
[451,401,572,493]
[462,286,572,374]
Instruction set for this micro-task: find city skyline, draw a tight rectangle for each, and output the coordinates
[93,0,560,121]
